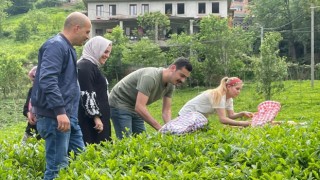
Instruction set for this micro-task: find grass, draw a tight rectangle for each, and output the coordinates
[0,98,26,141]
[0,80,319,141]
[0,7,80,63]
[147,80,320,131]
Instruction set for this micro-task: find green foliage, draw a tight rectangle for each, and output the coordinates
[103,26,129,82]
[35,0,63,9]
[122,38,166,67]
[189,57,206,86]
[249,0,314,61]
[2,7,74,41]
[0,0,12,37]
[286,62,320,80]
[49,12,66,34]
[0,138,45,179]
[0,81,320,179]
[6,0,34,15]
[73,1,85,10]
[15,21,31,42]
[0,7,74,92]
[166,32,193,60]
[166,33,200,86]
[0,98,26,129]
[137,11,170,41]
[253,32,288,100]
[24,10,49,33]
[195,15,255,86]
[0,54,25,98]
[0,8,71,75]
[57,120,319,179]
[0,0,12,22]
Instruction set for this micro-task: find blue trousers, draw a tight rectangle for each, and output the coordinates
[110,107,146,139]
[36,116,84,180]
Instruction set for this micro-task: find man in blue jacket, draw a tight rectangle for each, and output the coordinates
[31,12,91,180]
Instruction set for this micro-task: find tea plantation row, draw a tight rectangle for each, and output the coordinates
[0,80,319,179]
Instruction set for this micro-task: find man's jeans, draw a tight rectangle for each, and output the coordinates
[110,107,146,139]
[37,116,84,180]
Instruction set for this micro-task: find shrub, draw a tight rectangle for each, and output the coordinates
[35,0,62,9]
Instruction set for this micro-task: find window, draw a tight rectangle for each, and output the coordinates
[177,3,185,14]
[129,4,137,15]
[125,27,131,36]
[141,4,149,14]
[212,2,219,13]
[109,5,116,16]
[165,3,172,15]
[96,29,103,36]
[96,5,103,16]
[177,27,185,34]
[198,3,206,14]
[234,5,243,11]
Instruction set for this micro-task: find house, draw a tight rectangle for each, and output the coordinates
[83,0,230,38]
[59,0,81,2]
[230,0,251,29]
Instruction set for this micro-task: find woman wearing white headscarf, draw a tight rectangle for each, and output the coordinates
[77,36,112,144]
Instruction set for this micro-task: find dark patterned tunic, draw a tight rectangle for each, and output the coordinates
[77,59,111,144]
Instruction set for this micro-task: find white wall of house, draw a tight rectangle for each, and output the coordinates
[86,0,228,37]
[88,1,228,20]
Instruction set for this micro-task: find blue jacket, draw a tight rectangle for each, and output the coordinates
[31,33,80,119]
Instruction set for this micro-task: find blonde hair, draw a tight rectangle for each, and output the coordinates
[205,77,242,107]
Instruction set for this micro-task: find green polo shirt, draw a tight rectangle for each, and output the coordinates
[109,67,174,113]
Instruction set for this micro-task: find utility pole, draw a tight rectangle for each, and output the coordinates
[155,21,158,43]
[260,25,264,59]
[255,23,264,46]
[260,26,264,45]
[311,4,315,88]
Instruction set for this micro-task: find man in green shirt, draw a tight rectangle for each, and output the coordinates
[109,57,193,139]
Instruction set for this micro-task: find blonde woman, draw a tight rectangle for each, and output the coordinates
[179,77,252,127]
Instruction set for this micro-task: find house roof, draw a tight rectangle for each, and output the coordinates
[83,0,232,13]
[84,0,228,2]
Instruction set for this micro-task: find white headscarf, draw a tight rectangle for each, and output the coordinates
[78,36,112,67]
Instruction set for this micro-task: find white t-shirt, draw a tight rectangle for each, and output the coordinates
[178,91,233,116]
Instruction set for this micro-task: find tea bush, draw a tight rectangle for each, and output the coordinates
[56,120,319,179]
[0,80,319,179]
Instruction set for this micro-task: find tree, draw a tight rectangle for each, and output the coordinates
[0,0,11,20]
[195,15,254,86]
[35,0,62,9]
[249,0,316,62]
[0,54,24,98]
[166,32,193,60]
[24,10,49,33]
[104,26,129,82]
[0,0,12,36]
[166,32,206,86]
[253,32,288,100]
[137,11,170,41]
[50,13,65,34]
[15,21,30,42]
[122,38,166,67]
[5,0,34,15]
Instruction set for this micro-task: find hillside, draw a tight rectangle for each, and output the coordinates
[0,4,86,98]
[0,5,85,65]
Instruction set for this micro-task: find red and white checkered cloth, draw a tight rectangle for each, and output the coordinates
[251,101,281,127]
[159,111,208,135]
